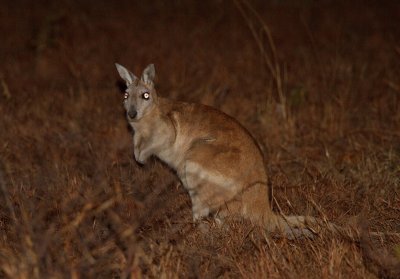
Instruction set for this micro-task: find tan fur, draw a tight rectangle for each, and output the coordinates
[115,63,370,239]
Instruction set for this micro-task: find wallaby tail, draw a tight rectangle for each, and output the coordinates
[270,214,400,242]
[268,214,362,240]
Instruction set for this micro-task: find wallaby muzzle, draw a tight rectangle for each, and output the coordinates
[128,107,137,119]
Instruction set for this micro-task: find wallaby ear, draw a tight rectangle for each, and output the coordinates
[115,63,138,87]
[141,64,156,86]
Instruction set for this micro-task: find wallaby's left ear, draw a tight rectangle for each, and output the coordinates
[141,64,156,86]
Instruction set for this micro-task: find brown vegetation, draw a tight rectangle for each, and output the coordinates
[0,0,399,278]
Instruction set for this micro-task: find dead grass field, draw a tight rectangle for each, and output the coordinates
[1,0,400,278]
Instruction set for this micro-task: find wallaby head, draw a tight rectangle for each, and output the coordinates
[115,63,158,121]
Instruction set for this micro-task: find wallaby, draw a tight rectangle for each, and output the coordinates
[115,62,323,238]
[114,63,393,240]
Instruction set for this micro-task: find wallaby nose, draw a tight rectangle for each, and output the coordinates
[128,108,137,119]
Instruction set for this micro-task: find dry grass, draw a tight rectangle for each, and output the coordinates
[1,0,400,278]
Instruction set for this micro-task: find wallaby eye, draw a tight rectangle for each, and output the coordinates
[123,92,129,101]
[142,92,150,100]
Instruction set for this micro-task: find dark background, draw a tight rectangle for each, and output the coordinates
[1,0,399,278]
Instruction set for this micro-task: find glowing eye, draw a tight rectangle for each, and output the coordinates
[123,92,129,100]
[142,92,150,100]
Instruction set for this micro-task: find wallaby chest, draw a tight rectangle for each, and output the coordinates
[131,112,188,169]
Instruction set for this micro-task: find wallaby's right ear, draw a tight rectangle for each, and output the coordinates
[115,63,138,87]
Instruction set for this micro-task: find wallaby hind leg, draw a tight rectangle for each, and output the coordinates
[181,143,243,221]
[217,182,275,228]
[182,161,238,221]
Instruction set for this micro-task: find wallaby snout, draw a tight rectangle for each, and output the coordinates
[127,107,137,119]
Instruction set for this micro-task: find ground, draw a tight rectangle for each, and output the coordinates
[0,0,399,278]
